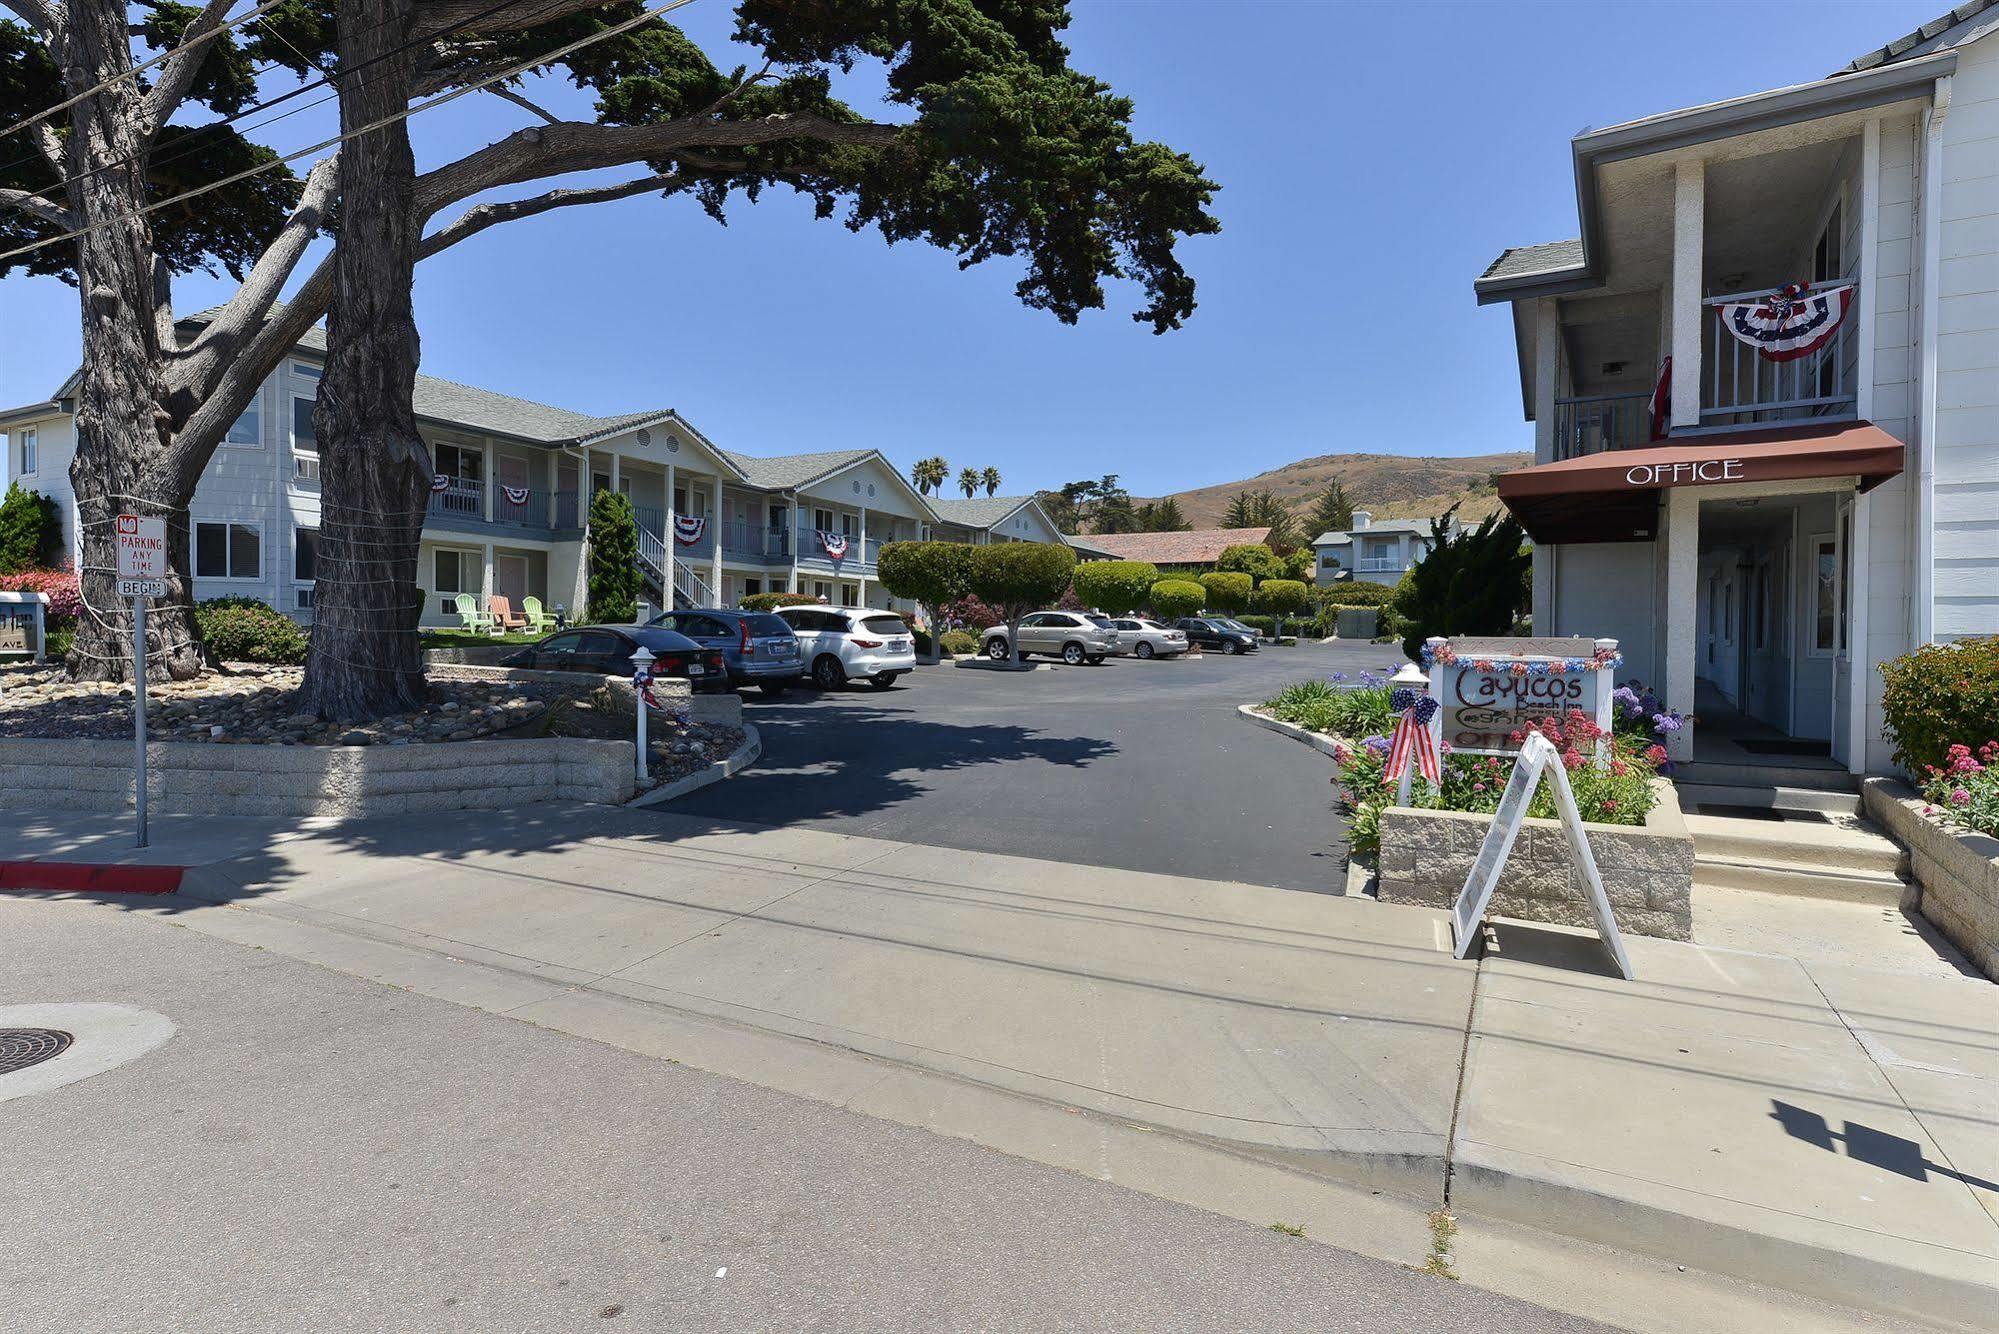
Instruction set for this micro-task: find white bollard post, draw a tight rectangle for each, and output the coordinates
[1390,660,1430,809]
[630,645,653,785]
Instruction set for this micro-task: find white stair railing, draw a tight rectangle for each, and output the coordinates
[634,522,716,608]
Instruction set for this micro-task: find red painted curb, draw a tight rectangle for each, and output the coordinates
[0,861,185,895]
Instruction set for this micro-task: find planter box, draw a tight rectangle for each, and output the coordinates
[1863,777,1999,982]
[1378,778,1694,940]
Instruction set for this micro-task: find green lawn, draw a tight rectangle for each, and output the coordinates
[419,629,544,649]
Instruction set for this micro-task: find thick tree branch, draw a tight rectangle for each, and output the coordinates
[143,0,236,142]
[416,113,902,219]
[174,155,339,395]
[0,0,55,41]
[31,122,63,174]
[0,186,77,227]
[419,171,684,257]
[410,56,510,97]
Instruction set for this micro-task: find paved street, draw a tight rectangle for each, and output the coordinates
[666,639,1402,892]
[0,896,1608,1334]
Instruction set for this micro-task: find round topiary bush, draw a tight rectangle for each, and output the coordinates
[1881,638,1999,772]
[196,597,308,665]
[1071,559,1160,616]
[1147,579,1206,620]
[1319,580,1397,607]
[940,629,979,656]
[1198,570,1252,614]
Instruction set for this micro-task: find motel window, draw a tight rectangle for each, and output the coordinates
[194,521,261,579]
[291,395,316,453]
[813,507,835,533]
[15,426,35,475]
[294,528,319,583]
[291,361,321,382]
[840,584,858,607]
[435,549,465,593]
[435,442,483,482]
[813,581,832,601]
[226,396,261,446]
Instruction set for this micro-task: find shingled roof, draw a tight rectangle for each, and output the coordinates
[1838,0,1993,74]
[718,447,876,490]
[927,494,1038,528]
[1076,527,1272,566]
[1478,238,1586,285]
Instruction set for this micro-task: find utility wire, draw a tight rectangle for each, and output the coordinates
[0,0,294,144]
[0,0,701,269]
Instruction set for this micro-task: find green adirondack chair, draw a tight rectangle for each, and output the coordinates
[521,596,556,633]
[453,592,493,633]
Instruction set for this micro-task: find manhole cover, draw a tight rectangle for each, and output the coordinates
[0,1028,73,1075]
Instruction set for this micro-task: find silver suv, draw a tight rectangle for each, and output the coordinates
[981,611,1118,665]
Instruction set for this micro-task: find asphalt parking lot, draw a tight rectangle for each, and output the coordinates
[661,638,1404,893]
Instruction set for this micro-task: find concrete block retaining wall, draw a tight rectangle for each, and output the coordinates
[0,736,633,818]
[1863,778,1999,981]
[1378,779,1694,940]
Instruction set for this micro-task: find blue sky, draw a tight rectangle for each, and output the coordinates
[0,0,1944,499]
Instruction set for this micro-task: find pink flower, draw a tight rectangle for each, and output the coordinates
[1610,759,1629,776]
[1562,749,1584,771]
[1951,788,1972,806]
[1473,659,1495,674]
[1602,799,1619,811]
[1509,662,1530,677]
[1473,782,1488,793]
[1645,744,1668,765]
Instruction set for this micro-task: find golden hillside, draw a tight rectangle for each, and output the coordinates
[1148,451,1529,530]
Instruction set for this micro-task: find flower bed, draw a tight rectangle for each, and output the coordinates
[1862,777,1999,981]
[1914,741,1999,838]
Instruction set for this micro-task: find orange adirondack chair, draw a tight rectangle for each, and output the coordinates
[488,595,528,632]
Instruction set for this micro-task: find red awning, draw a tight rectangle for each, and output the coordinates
[1498,421,1906,544]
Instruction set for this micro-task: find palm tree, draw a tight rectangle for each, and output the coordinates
[958,466,980,498]
[910,456,949,496]
[981,466,1002,497]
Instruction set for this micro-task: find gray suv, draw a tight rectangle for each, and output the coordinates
[981,611,1118,665]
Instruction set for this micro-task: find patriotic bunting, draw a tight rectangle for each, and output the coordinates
[430,474,452,493]
[1385,688,1442,789]
[1715,282,1853,362]
[501,485,531,507]
[819,530,850,559]
[672,514,707,546]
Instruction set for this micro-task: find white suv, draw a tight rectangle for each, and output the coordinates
[776,605,918,690]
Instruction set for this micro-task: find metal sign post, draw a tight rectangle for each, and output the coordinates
[630,646,654,784]
[115,514,167,848]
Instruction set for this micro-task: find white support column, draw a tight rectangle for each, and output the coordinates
[664,460,676,605]
[481,541,496,616]
[1664,487,1699,763]
[1857,118,1881,422]
[1847,491,1872,774]
[608,449,621,500]
[1532,296,1560,633]
[546,451,559,530]
[711,473,724,598]
[858,506,869,605]
[482,443,495,521]
[788,490,801,593]
[1916,80,1951,647]
[1670,157,1705,430]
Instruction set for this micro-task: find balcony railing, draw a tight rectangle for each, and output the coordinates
[1553,393,1652,461]
[720,520,789,561]
[798,525,866,564]
[492,485,550,528]
[1354,557,1403,573]
[554,490,578,529]
[1699,280,1857,428]
[427,478,483,522]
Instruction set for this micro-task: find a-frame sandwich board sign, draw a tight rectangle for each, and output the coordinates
[1449,731,1634,980]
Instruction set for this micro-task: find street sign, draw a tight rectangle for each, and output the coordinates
[115,513,165,850]
[115,514,167,580]
[1449,732,1632,979]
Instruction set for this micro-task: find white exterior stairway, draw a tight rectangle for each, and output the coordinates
[1681,810,1910,903]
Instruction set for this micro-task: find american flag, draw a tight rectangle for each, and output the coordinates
[1385,707,1442,788]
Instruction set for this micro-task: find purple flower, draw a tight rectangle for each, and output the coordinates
[1651,712,1685,735]
[1331,672,1347,682]
[1362,735,1391,755]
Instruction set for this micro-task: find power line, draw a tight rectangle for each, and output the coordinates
[0,0,519,204]
[0,0,294,145]
[0,0,701,269]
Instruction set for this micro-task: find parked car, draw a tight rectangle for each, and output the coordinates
[500,625,730,692]
[981,611,1118,665]
[646,608,804,695]
[775,605,918,690]
[1107,616,1187,659]
[1172,617,1258,655]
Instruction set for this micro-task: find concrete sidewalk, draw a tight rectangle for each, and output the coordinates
[16,804,1997,1329]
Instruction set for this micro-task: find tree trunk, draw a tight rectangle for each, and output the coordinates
[294,0,430,721]
[62,0,208,682]
[1007,615,1022,666]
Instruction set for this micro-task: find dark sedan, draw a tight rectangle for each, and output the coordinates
[1171,617,1259,655]
[502,625,730,693]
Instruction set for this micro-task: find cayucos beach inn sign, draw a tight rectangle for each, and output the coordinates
[1421,636,1621,757]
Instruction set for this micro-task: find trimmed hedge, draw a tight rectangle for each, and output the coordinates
[741,591,822,612]
[1148,579,1206,619]
[940,629,979,656]
[1319,580,1397,607]
[196,597,308,665]
[1071,559,1160,616]
[1198,570,1252,614]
